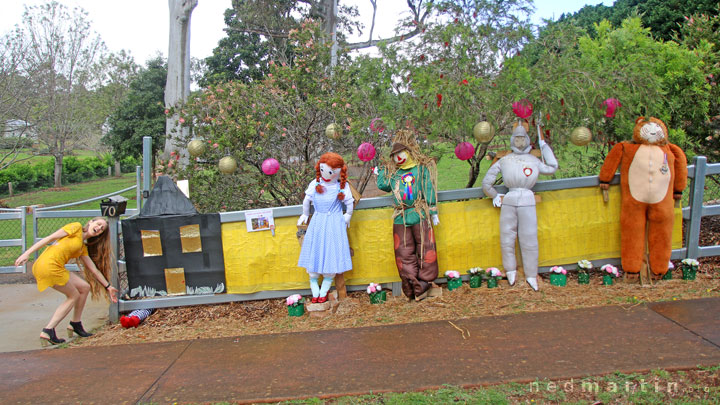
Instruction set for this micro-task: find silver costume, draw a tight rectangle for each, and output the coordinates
[481,125,558,290]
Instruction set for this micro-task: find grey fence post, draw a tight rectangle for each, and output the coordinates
[20,206,27,273]
[685,156,706,259]
[32,205,38,260]
[392,281,402,297]
[136,166,142,211]
[143,136,152,203]
[108,216,120,323]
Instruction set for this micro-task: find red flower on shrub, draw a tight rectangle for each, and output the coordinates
[602,98,622,118]
[436,93,442,107]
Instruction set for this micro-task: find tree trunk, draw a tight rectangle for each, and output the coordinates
[53,154,63,188]
[465,143,489,189]
[322,0,338,68]
[164,0,197,166]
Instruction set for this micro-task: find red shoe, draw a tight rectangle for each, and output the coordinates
[311,297,318,303]
[317,296,328,303]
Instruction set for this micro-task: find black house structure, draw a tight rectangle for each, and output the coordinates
[122,176,226,297]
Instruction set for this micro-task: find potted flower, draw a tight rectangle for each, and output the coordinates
[600,264,619,285]
[485,267,503,288]
[468,267,483,288]
[662,261,674,280]
[681,258,699,280]
[577,260,592,284]
[549,266,567,286]
[286,294,305,316]
[445,270,462,291]
[367,282,386,304]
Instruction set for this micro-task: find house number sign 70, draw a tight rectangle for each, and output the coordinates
[102,205,117,217]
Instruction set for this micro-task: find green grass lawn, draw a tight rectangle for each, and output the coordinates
[1,173,138,210]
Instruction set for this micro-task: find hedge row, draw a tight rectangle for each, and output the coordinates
[0,155,140,196]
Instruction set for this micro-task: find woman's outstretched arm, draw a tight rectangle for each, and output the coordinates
[14,228,68,266]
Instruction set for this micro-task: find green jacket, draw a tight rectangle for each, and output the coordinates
[377,165,437,225]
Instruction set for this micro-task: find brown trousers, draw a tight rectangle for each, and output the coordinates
[393,222,439,298]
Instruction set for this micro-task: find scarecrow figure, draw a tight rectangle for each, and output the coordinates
[481,122,558,291]
[376,130,439,301]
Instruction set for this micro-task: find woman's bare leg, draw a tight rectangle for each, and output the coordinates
[41,281,80,337]
[67,272,90,322]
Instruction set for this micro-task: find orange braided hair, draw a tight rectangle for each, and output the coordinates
[314,152,347,200]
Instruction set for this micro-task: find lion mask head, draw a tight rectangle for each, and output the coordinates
[632,116,668,146]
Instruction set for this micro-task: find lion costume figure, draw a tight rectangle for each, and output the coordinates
[598,117,687,278]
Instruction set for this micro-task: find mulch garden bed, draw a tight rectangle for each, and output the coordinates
[73,263,720,348]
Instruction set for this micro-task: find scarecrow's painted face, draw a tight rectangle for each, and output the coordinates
[393,150,409,166]
[319,163,341,183]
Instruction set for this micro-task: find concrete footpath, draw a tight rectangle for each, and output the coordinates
[1,297,719,404]
[0,284,109,353]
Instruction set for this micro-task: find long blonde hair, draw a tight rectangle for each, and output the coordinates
[81,217,112,300]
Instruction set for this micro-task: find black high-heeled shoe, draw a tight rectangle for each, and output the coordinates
[40,328,66,347]
[67,321,93,338]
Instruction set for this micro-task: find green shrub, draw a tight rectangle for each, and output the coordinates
[0,155,119,197]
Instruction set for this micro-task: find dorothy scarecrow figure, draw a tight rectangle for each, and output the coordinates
[376,130,440,301]
[481,122,558,291]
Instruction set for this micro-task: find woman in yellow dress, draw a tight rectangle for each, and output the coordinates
[15,218,118,346]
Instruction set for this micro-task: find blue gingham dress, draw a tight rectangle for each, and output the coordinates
[297,180,353,274]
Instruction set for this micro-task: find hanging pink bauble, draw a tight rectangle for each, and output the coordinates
[261,158,280,175]
[512,99,533,119]
[357,142,376,162]
[454,142,475,161]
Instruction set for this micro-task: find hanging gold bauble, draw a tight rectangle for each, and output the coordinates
[473,121,495,143]
[570,127,592,146]
[325,123,342,139]
[188,139,206,157]
[218,156,238,174]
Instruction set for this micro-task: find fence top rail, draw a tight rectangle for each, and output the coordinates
[220,173,620,222]
[219,156,720,222]
[701,161,720,176]
[34,209,139,219]
[36,184,137,211]
[0,212,23,220]
[0,207,23,213]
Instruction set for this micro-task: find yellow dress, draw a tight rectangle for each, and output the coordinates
[33,222,88,291]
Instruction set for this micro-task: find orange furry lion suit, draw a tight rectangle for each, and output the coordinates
[598,117,687,276]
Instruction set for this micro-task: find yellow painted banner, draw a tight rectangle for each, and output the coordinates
[223,185,682,294]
